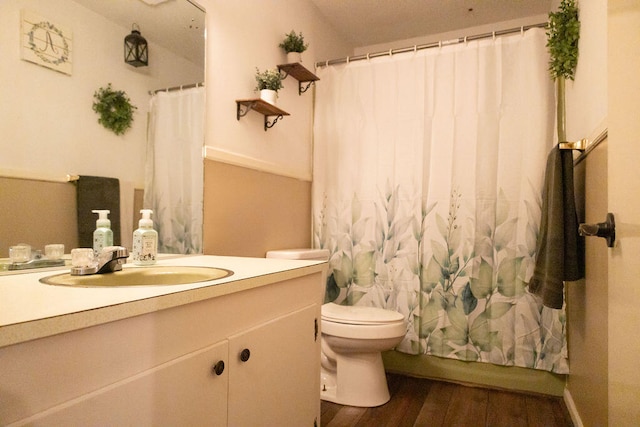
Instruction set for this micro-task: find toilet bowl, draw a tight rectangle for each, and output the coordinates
[266,249,407,408]
[320,303,406,407]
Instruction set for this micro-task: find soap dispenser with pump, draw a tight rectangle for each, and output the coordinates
[92,210,113,256]
[132,209,158,265]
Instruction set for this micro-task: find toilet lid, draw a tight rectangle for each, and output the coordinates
[321,303,405,325]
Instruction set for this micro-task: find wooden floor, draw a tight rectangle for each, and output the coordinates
[320,373,573,427]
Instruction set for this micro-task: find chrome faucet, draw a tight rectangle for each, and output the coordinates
[70,246,129,276]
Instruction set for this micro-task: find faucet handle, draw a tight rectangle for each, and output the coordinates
[102,246,129,259]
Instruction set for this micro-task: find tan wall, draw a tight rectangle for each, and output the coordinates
[203,160,311,258]
[0,178,144,258]
[0,177,77,258]
[608,2,640,425]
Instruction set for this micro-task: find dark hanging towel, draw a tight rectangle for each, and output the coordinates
[76,176,121,248]
[529,146,584,309]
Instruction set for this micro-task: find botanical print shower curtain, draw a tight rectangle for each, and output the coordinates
[313,28,568,373]
[144,86,204,254]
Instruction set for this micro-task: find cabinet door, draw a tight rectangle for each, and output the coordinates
[228,304,320,427]
[27,340,229,426]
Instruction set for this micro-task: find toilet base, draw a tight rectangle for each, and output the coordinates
[320,351,391,407]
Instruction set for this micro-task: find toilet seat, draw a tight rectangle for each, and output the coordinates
[321,303,406,339]
[321,303,404,324]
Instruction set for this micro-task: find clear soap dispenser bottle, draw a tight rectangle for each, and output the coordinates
[92,209,113,256]
[132,209,158,265]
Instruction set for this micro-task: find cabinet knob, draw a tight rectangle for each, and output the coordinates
[212,360,225,376]
[240,348,251,362]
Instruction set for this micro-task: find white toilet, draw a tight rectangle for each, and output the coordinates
[266,249,407,407]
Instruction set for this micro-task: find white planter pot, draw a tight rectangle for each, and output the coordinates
[287,52,303,64]
[260,89,278,105]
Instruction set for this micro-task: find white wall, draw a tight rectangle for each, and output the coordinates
[353,14,549,56]
[200,0,352,181]
[0,0,202,188]
[564,0,607,140]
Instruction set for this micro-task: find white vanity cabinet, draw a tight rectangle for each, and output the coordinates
[0,265,324,426]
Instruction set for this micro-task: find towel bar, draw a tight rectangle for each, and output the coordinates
[559,139,587,151]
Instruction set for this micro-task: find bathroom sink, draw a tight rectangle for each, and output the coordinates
[40,266,233,287]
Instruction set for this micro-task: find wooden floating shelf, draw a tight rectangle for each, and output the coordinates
[277,62,320,95]
[236,98,290,131]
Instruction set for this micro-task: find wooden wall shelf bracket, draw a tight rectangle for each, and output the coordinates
[277,63,320,96]
[236,99,290,131]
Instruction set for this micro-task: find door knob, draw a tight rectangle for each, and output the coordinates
[240,348,251,362]
[579,212,615,247]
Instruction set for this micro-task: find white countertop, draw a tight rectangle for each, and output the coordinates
[0,255,326,348]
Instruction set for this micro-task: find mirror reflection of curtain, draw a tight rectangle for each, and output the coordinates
[313,28,568,373]
[144,86,204,254]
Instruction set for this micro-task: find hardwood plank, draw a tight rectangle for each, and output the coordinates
[355,376,431,427]
[322,373,574,427]
[442,385,488,425]
[325,405,367,427]
[321,401,343,426]
[487,389,528,427]
[526,394,574,427]
[413,381,456,426]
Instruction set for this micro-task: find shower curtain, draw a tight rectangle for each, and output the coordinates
[313,28,568,373]
[144,86,204,254]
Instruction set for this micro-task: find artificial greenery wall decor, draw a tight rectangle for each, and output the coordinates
[92,83,137,135]
[546,0,580,142]
[547,0,580,81]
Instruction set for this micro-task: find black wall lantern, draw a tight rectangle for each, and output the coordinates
[124,24,148,67]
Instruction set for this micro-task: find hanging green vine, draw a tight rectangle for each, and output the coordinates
[546,0,580,81]
[92,83,137,135]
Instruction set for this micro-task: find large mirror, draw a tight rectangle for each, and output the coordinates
[0,0,205,258]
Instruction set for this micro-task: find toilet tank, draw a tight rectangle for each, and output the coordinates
[266,248,330,261]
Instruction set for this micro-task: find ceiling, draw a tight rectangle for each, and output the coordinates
[73,0,205,67]
[71,0,552,67]
[310,0,553,48]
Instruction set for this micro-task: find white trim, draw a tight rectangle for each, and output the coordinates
[0,168,144,189]
[0,168,68,183]
[203,146,312,182]
[563,388,584,427]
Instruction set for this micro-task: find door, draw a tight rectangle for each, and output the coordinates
[228,304,320,426]
[29,340,229,426]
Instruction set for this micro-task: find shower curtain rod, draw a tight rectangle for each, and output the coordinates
[149,82,204,95]
[315,22,548,68]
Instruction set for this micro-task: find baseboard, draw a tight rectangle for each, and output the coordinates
[563,388,584,427]
[382,351,566,397]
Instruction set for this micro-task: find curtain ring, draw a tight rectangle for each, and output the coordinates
[389,48,393,56]
[521,26,524,36]
[413,45,417,52]
[325,60,329,67]
[438,40,442,49]
[366,53,370,61]
[492,31,496,41]
[346,56,350,64]
[464,36,468,44]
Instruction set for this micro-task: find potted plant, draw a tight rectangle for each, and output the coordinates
[255,67,284,104]
[279,30,309,64]
[546,0,580,142]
